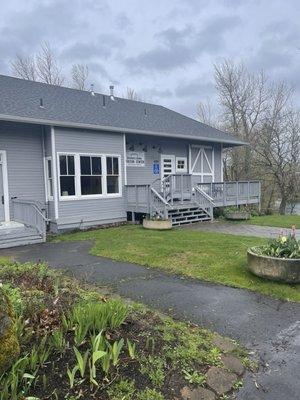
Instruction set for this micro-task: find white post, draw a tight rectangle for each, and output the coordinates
[51,126,59,221]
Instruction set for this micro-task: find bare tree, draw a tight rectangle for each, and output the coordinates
[197,99,215,126]
[11,55,36,81]
[214,60,269,180]
[36,42,64,85]
[125,87,139,100]
[72,64,89,90]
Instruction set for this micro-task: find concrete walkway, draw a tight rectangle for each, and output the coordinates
[1,241,300,400]
[183,220,300,239]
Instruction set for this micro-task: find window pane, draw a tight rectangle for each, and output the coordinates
[92,157,102,175]
[107,176,119,194]
[106,157,112,175]
[68,156,75,175]
[113,157,119,174]
[59,155,67,175]
[81,176,102,195]
[80,156,91,175]
[47,159,52,178]
[60,176,75,196]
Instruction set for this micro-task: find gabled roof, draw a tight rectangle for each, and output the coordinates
[0,75,245,146]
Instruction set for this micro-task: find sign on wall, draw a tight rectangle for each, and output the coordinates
[153,161,160,175]
[126,151,145,167]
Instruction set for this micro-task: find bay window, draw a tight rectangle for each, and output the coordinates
[58,153,121,199]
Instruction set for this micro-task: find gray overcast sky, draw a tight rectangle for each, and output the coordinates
[1,0,300,118]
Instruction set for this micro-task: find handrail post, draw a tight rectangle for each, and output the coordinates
[170,176,173,205]
[181,174,184,204]
[224,182,226,206]
[236,182,238,206]
[247,181,250,204]
[135,185,138,212]
[147,185,150,215]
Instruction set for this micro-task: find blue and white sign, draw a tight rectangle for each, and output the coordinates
[153,161,160,175]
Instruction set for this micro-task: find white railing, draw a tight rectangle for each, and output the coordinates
[194,186,215,219]
[197,181,261,206]
[150,187,172,219]
[162,174,193,204]
[12,199,48,239]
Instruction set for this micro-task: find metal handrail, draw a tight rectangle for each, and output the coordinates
[194,186,215,205]
[12,198,49,222]
[150,187,172,207]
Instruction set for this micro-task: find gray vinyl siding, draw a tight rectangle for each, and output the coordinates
[0,121,46,219]
[53,127,126,230]
[126,134,222,185]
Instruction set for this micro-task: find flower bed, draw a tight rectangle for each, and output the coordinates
[143,218,172,230]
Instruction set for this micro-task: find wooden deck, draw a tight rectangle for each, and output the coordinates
[125,175,260,225]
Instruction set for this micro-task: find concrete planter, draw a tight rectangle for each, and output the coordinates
[247,248,300,283]
[225,212,251,221]
[143,219,172,230]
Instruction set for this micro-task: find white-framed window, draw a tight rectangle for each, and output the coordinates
[80,155,103,195]
[46,157,54,200]
[106,156,120,194]
[59,154,76,197]
[176,157,187,173]
[58,153,122,200]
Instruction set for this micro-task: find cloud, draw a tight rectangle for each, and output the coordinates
[175,80,215,98]
[124,15,241,73]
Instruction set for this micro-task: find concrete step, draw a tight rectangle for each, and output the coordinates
[0,226,44,249]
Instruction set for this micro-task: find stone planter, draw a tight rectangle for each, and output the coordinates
[143,219,172,230]
[247,248,300,283]
[225,212,251,221]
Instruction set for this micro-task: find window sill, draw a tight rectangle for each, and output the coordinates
[59,193,122,201]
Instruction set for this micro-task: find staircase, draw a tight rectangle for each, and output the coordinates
[0,223,44,249]
[168,203,212,226]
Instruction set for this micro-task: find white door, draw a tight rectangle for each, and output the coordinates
[161,155,175,179]
[0,151,9,222]
[190,146,214,182]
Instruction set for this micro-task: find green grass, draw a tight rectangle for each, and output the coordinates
[244,214,300,229]
[55,225,300,302]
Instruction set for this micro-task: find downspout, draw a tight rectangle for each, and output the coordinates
[51,126,59,221]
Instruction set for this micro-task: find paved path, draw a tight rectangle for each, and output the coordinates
[183,220,300,239]
[1,241,300,400]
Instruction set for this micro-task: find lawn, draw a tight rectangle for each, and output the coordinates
[55,225,300,302]
[244,214,300,229]
[0,260,252,399]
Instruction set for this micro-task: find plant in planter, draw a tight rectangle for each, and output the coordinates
[247,227,300,283]
[224,206,251,221]
[143,213,172,230]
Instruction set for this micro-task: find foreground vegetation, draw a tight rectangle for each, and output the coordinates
[0,261,253,400]
[55,225,300,302]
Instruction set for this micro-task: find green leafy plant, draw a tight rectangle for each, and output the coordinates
[182,369,206,385]
[51,328,67,353]
[127,338,136,359]
[139,355,165,387]
[107,379,135,400]
[110,338,124,366]
[73,347,89,378]
[136,388,164,400]
[67,366,79,389]
[251,232,300,259]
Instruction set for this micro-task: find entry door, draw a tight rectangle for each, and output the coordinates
[0,164,5,221]
[161,155,175,179]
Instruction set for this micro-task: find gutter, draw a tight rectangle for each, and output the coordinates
[0,113,248,146]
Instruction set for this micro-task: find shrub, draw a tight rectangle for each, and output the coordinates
[136,388,164,400]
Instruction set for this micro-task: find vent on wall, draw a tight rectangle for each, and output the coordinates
[39,98,44,108]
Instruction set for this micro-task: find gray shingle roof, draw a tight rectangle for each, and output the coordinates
[0,75,245,146]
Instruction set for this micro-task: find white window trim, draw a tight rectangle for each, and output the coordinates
[176,157,188,173]
[45,156,54,201]
[0,150,10,222]
[57,152,122,201]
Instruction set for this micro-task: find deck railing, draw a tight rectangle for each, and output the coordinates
[197,181,261,206]
[125,177,261,218]
[12,199,48,240]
